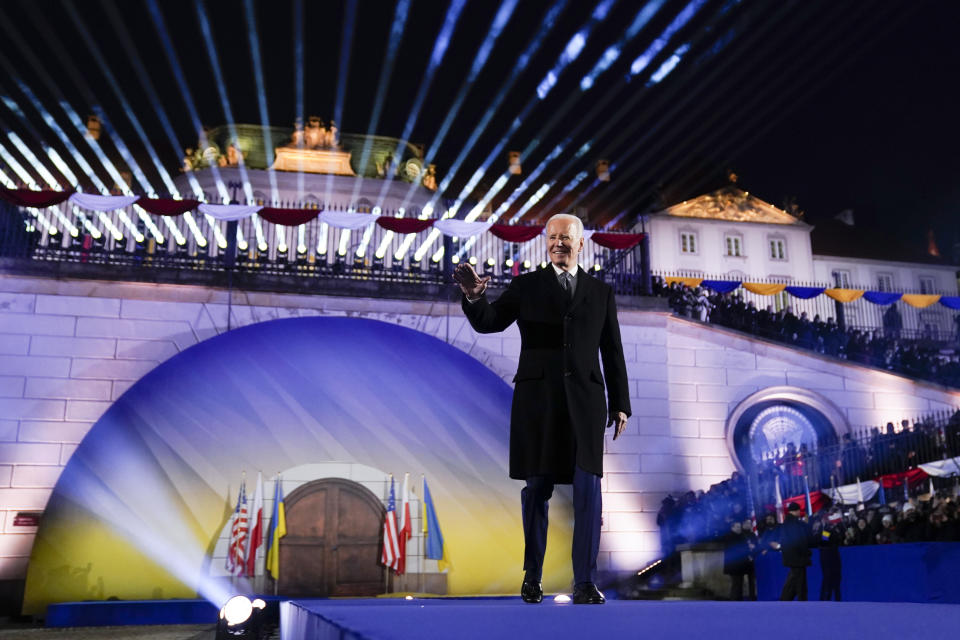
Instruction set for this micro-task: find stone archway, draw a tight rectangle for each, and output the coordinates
[278,478,385,597]
[724,385,850,472]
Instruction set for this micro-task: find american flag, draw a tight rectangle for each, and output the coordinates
[226,478,249,576]
[381,476,400,573]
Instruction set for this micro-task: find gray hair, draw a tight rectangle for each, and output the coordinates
[545,213,584,239]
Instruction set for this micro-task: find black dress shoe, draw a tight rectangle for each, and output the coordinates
[572,582,605,604]
[521,578,543,603]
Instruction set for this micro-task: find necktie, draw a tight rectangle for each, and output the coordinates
[560,272,573,301]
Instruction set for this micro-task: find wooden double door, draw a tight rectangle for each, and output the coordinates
[277,478,385,597]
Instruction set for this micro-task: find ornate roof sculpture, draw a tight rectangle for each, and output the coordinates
[660,186,804,225]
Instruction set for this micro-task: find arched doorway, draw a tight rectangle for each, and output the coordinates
[278,478,385,597]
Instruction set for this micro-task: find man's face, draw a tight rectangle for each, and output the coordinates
[546,218,583,271]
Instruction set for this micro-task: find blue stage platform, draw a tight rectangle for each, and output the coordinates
[280,597,960,640]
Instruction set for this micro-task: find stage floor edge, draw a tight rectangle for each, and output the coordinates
[280,597,960,640]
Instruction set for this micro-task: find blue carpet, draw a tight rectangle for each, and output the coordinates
[281,598,960,640]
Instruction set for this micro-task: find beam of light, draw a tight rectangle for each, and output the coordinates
[0,59,108,194]
[395,0,527,216]
[146,0,228,248]
[630,0,708,77]
[242,0,280,208]
[373,0,469,209]
[56,439,238,609]
[506,0,717,226]
[648,42,690,85]
[410,0,545,204]
[0,91,77,187]
[392,203,432,261]
[2,88,140,241]
[0,95,107,238]
[348,0,412,205]
[454,141,568,258]
[0,141,37,188]
[98,0,205,246]
[537,0,617,99]
[0,141,58,236]
[559,0,751,226]
[316,222,329,256]
[325,0,358,204]
[355,206,381,258]
[0,14,150,244]
[374,208,405,260]
[293,0,305,200]
[196,0,263,250]
[2,131,79,237]
[0,167,16,188]
[5,133,61,192]
[580,0,666,90]
[38,2,170,199]
[413,0,619,261]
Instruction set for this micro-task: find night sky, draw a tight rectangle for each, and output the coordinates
[0,0,956,253]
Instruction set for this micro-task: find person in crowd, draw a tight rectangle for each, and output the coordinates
[818,510,843,600]
[723,520,755,600]
[658,283,960,389]
[775,502,813,601]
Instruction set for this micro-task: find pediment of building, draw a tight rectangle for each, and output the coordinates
[661,186,802,225]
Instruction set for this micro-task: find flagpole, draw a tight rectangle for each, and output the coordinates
[420,474,425,595]
[385,474,392,596]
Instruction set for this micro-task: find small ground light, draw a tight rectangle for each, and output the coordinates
[554,594,571,603]
[522,260,531,270]
[405,595,414,600]
[594,263,602,271]
[540,261,547,269]
[505,258,514,268]
[486,257,495,267]
[468,256,477,265]
[451,255,460,264]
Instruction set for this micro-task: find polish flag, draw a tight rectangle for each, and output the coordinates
[245,472,264,577]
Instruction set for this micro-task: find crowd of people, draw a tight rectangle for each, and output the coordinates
[654,279,960,388]
[656,470,960,600]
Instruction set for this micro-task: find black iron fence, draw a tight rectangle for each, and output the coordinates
[654,270,958,341]
[0,199,648,296]
[754,409,960,505]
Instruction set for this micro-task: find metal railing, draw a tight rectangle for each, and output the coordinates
[653,270,958,340]
[755,409,960,503]
[0,200,647,296]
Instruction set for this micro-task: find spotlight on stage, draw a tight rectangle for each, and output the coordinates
[504,258,514,269]
[521,259,531,271]
[216,595,265,639]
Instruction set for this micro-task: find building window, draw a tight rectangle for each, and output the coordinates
[919,276,936,294]
[877,273,894,292]
[680,231,697,254]
[725,234,743,257]
[769,238,786,260]
[832,270,852,288]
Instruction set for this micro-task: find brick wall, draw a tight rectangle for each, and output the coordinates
[2,273,958,587]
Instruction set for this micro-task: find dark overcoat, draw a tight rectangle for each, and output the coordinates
[462,266,631,482]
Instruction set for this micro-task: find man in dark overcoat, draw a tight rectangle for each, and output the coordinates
[454,213,631,605]
[775,502,813,600]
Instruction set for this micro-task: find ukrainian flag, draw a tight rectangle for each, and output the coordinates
[265,477,286,580]
[422,476,450,572]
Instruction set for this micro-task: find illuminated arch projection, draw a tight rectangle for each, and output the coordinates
[724,386,851,471]
[23,317,575,614]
